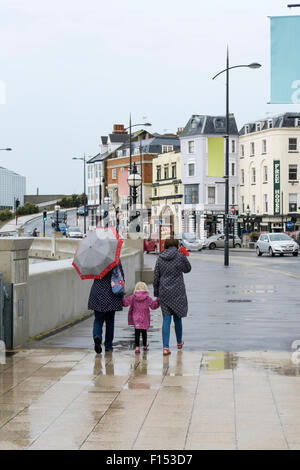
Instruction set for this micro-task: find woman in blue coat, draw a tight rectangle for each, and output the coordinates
[88,263,124,354]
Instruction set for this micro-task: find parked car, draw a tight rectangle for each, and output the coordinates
[203,234,242,250]
[66,226,83,239]
[180,232,203,252]
[256,233,299,257]
[59,223,68,236]
[77,206,88,216]
[144,233,160,254]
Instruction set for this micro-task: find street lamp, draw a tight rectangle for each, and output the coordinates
[0,148,12,151]
[212,51,261,266]
[72,154,90,235]
[128,162,142,233]
[125,116,151,208]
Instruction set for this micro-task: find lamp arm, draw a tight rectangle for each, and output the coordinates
[212,64,251,80]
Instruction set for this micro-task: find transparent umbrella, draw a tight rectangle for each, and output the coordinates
[72,227,123,279]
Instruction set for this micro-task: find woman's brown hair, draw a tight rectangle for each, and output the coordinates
[164,238,179,250]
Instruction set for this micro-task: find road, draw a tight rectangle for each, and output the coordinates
[28,248,300,352]
[24,209,84,236]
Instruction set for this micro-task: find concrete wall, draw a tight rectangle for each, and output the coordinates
[28,247,142,339]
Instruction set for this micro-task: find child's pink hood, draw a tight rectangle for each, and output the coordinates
[133,290,149,302]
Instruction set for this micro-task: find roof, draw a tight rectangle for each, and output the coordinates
[180,114,238,137]
[0,166,24,177]
[100,136,108,145]
[239,112,300,135]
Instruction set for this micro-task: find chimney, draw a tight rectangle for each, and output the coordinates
[112,124,127,135]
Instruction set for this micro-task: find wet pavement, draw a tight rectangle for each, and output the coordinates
[30,251,300,352]
[1,348,300,450]
[3,250,299,450]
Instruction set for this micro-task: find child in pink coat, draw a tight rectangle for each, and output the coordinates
[122,282,160,353]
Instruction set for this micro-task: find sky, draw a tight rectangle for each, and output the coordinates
[0,0,299,195]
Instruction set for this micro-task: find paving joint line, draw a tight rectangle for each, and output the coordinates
[183,352,203,449]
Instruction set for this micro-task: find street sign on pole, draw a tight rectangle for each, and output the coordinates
[230,206,235,215]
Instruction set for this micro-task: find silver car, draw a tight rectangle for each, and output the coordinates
[256,233,299,257]
[66,226,83,239]
[203,234,242,250]
[180,232,203,251]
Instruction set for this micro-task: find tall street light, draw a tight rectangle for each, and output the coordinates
[72,154,89,235]
[212,51,261,266]
[125,116,151,208]
[128,162,142,233]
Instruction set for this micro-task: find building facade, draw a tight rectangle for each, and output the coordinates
[151,150,183,236]
[180,114,239,239]
[0,167,26,210]
[238,113,300,233]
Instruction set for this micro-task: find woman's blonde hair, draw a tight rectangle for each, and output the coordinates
[134,282,148,292]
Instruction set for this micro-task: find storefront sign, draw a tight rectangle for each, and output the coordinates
[273,160,281,215]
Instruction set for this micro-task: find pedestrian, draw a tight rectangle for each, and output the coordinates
[88,262,124,354]
[122,282,160,354]
[32,228,38,237]
[153,238,191,356]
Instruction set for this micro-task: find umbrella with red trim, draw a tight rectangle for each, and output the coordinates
[72,227,123,280]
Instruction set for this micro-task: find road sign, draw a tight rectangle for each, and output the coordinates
[286,221,293,229]
[230,206,235,215]
[227,214,238,220]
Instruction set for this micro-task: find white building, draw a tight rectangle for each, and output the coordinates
[0,167,26,210]
[239,113,300,233]
[180,114,239,239]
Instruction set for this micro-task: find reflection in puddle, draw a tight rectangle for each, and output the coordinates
[202,352,238,372]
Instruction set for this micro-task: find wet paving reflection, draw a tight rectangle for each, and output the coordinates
[1,348,300,449]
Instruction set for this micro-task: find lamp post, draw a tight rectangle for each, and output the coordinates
[72,154,90,235]
[128,162,142,233]
[104,195,112,228]
[125,117,151,208]
[98,176,105,227]
[212,52,261,266]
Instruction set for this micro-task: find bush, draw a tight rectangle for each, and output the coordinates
[58,194,86,208]
[250,232,259,242]
[0,209,13,222]
[17,202,39,216]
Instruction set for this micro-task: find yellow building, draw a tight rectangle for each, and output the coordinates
[151,150,183,236]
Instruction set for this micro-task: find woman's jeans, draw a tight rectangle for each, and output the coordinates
[93,311,115,350]
[162,314,182,349]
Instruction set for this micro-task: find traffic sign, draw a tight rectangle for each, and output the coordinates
[230,206,235,215]
[286,221,293,229]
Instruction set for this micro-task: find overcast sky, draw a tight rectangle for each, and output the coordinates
[0,0,299,195]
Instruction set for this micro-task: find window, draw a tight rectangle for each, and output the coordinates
[164,165,169,179]
[251,167,256,184]
[241,196,245,214]
[295,118,300,127]
[264,194,268,213]
[241,169,245,185]
[188,163,195,177]
[175,185,178,194]
[208,187,215,204]
[154,188,157,196]
[263,165,268,183]
[88,165,93,179]
[252,195,256,214]
[250,142,255,156]
[184,184,199,204]
[188,141,195,153]
[240,145,244,157]
[162,145,173,153]
[231,140,236,153]
[172,163,177,179]
[231,163,235,176]
[289,164,298,181]
[112,168,117,180]
[268,119,273,129]
[289,138,297,151]
[262,140,267,153]
[289,193,298,212]
[156,166,161,181]
[245,125,249,134]
[256,123,261,132]
[231,186,235,205]
[122,148,127,157]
